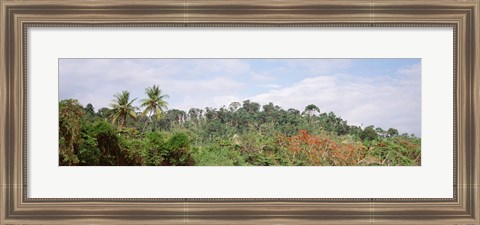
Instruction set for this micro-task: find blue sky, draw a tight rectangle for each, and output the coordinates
[59,58,421,136]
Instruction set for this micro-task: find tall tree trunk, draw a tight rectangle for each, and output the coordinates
[142,111,152,133]
[142,111,152,134]
[121,115,126,128]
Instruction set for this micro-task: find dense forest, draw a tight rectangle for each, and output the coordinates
[59,85,421,166]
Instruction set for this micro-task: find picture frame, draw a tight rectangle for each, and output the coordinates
[1,0,478,224]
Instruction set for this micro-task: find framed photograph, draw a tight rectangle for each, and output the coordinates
[1,0,478,224]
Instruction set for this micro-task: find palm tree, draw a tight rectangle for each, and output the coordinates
[140,85,169,132]
[110,90,138,128]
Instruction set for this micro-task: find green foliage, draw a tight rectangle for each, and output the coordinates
[192,145,246,166]
[140,85,169,133]
[246,145,291,166]
[74,120,143,166]
[367,137,421,166]
[110,90,138,128]
[97,107,112,119]
[360,125,378,141]
[77,125,99,165]
[59,94,421,166]
[91,121,122,165]
[165,133,191,165]
[142,132,167,166]
[142,132,194,166]
[118,135,144,166]
[59,99,84,165]
[387,128,399,137]
[83,103,97,123]
[242,100,261,114]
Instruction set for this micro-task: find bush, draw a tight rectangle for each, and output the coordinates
[142,132,195,166]
[118,136,144,166]
[89,121,123,165]
[77,131,99,165]
[360,126,378,141]
[59,99,84,165]
[164,132,195,166]
[367,137,421,166]
[142,132,167,166]
[192,145,246,166]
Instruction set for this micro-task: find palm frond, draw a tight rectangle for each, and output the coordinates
[128,110,137,120]
[141,85,169,121]
[155,107,163,120]
[109,90,138,126]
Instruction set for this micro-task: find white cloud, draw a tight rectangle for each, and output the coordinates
[250,69,421,136]
[172,95,242,111]
[397,62,421,76]
[59,59,246,111]
[259,84,282,89]
[165,77,244,93]
[285,59,352,75]
[59,59,421,136]
[192,59,250,76]
[251,72,276,83]
[252,76,337,105]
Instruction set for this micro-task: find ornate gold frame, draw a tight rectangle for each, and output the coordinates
[1,0,479,224]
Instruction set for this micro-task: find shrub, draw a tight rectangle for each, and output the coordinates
[164,132,195,166]
[367,137,421,166]
[77,131,99,165]
[360,125,378,141]
[192,145,246,166]
[59,99,84,165]
[89,121,123,165]
[142,132,195,166]
[118,136,144,166]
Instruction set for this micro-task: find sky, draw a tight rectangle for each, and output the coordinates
[59,58,421,137]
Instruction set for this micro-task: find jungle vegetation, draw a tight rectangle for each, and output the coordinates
[59,85,421,166]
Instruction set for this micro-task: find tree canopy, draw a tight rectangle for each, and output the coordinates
[59,86,421,166]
